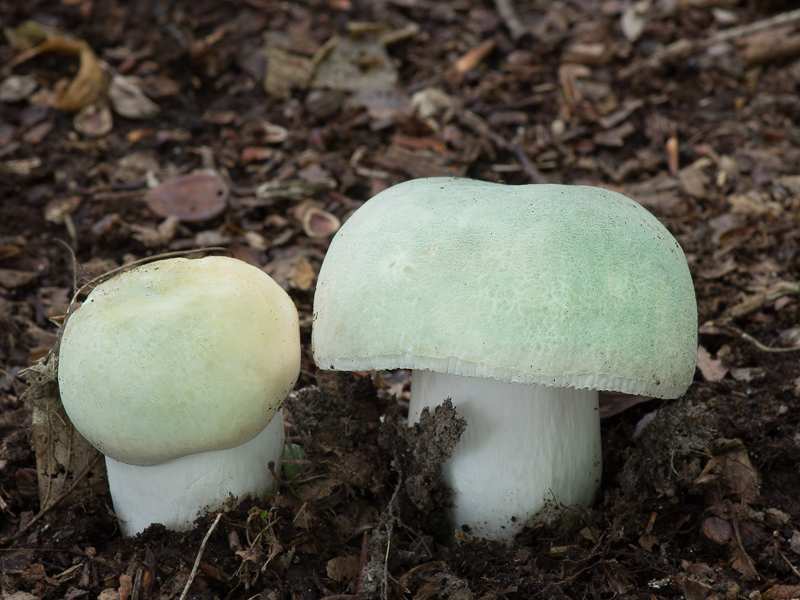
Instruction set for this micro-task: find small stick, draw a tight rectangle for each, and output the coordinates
[722,280,800,320]
[457,111,548,184]
[178,512,223,600]
[620,7,800,78]
[701,321,800,353]
[494,0,527,41]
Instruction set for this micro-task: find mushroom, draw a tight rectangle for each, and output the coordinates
[58,256,300,536]
[312,177,697,545]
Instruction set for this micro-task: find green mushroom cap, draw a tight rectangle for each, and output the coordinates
[59,256,300,466]
[313,177,697,398]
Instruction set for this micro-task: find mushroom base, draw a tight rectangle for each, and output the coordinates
[409,371,601,546]
[106,409,285,536]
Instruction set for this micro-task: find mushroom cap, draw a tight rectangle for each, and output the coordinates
[58,256,300,466]
[312,178,697,399]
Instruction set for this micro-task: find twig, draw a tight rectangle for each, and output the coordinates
[494,0,527,41]
[700,321,800,353]
[178,512,223,600]
[620,7,800,78]
[780,550,800,579]
[725,499,760,580]
[721,280,800,320]
[2,453,102,544]
[382,473,403,600]
[457,111,548,184]
[69,247,230,307]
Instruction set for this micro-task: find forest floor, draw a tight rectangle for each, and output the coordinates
[3,0,800,599]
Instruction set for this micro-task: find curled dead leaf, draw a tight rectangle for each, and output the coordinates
[73,103,112,137]
[53,38,107,111]
[10,36,107,110]
[302,206,340,238]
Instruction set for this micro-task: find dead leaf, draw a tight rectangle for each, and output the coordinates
[728,192,782,217]
[762,585,800,600]
[730,545,759,580]
[709,439,761,502]
[684,578,712,600]
[129,216,180,248]
[454,38,495,74]
[0,75,39,103]
[0,269,39,289]
[145,172,229,221]
[326,555,359,583]
[621,4,647,42]
[73,103,112,137]
[700,516,732,544]
[594,122,635,147]
[729,367,764,383]
[312,33,394,92]
[108,75,160,119]
[141,74,180,99]
[383,144,461,179]
[722,280,800,320]
[13,37,108,111]
[4,19,53,52]
[311,30,411,124]
[696,439,762,504]
[697,346,728,382]
[302,207,340,239]
[410,87,455,120]
[678,158,713,198]
[263,48,314,99]
[289,256,316,291]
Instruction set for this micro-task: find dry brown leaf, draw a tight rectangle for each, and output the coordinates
[0,269,39,289]
[289,256,316,291]
[730,545,759,581]
[26,37,108,111]
[454,38,496,74]
[73,103,112,137]
[0,74,39,102]
[763,585,800,600]
[108,75,160,119]
[302,207,340,239]
[709,438,761,502]
[696,439,762,505]
[325,555,359,583]
[145,172,229,222]
[696,346,728,382]
[263,48,314,99]
[700,516,733,544]
[678,159,713,198]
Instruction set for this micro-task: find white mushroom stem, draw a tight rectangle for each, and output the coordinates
[409,371,601,546]
[106,409,285,537]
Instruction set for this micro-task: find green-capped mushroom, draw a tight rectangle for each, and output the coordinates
[58,256,300,535]
[312,177,697,545]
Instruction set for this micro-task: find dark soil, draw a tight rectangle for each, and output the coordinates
[3,1,800,599]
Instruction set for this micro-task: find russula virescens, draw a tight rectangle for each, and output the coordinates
[58,256,300,536]
[312,177,697,545]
